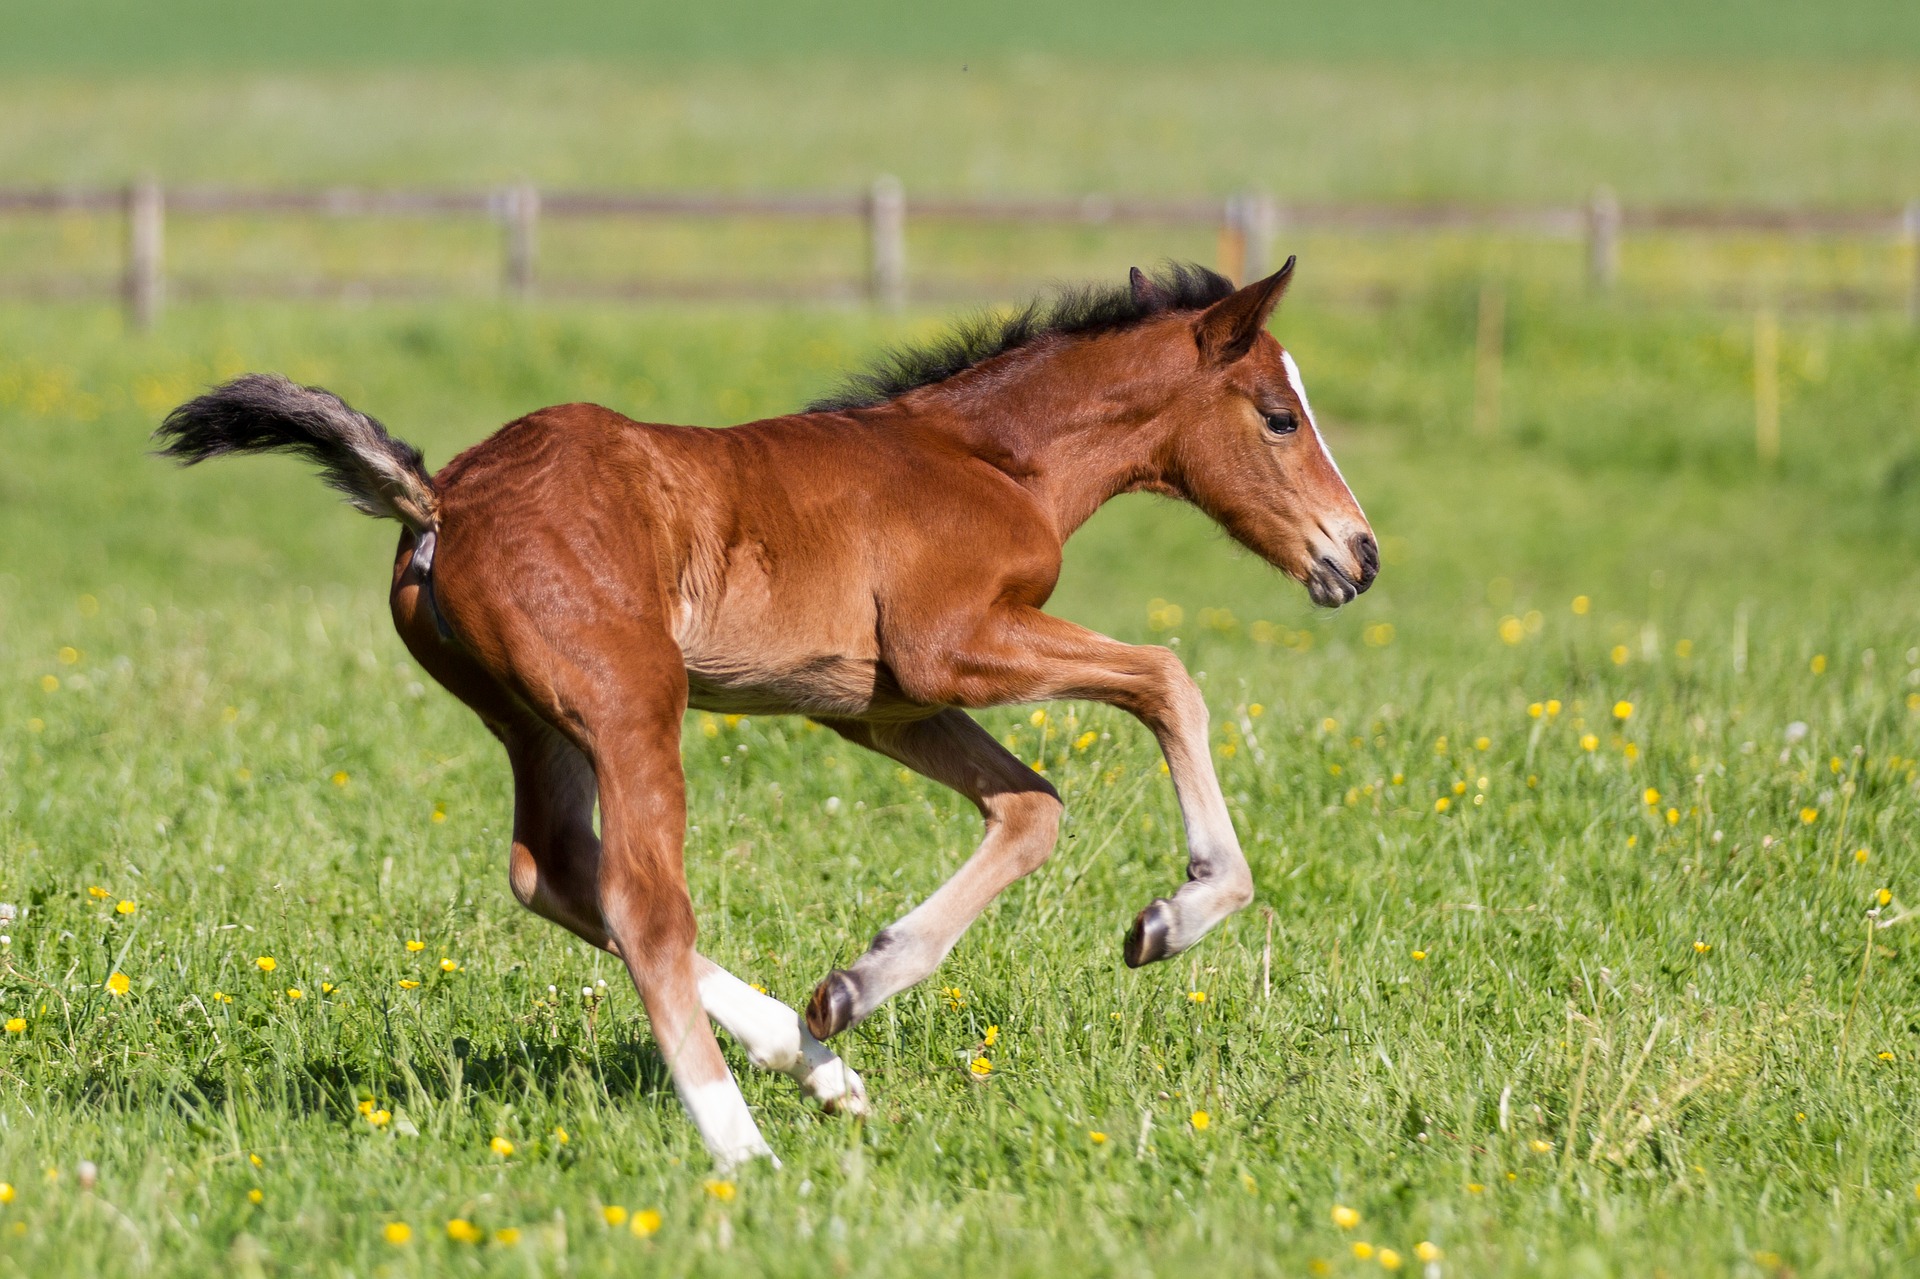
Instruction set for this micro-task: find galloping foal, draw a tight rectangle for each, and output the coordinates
[158,260,1375,1169]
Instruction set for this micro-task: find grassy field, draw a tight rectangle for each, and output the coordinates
[4,4,1920,1273]
[1,286,1918,1277]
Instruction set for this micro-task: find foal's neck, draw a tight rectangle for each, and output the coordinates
[907,336,1180,541]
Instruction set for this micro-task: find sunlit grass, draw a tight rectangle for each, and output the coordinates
[2,290,1919,1274]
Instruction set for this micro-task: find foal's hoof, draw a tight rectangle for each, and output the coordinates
[805,970,859,1040]
[1123,899,1175,968]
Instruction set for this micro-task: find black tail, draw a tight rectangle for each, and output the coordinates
[156,374,438,534]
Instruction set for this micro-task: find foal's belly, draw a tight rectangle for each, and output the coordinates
[681,651,927,721]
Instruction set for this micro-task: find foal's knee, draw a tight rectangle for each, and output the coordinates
[987,784,1063,876]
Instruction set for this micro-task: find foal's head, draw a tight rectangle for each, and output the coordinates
[1132,260,1377,607]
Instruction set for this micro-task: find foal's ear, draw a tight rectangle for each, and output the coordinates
[1129,266,1171,312]
[1195,255,1297,365]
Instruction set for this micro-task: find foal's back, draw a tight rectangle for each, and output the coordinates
[422,401,1059,720]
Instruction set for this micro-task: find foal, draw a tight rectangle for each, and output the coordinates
[158,260,1375,1169]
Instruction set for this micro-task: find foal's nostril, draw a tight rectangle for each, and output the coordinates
[1351,533,1380,586]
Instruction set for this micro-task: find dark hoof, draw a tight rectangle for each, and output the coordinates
[806,969,859,1040]
[1123,899,1175,968]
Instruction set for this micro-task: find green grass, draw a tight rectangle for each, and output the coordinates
[2,290,1919,1277]
[4,0,1920,67]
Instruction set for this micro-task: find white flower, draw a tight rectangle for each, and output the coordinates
[1784,721,1809,744]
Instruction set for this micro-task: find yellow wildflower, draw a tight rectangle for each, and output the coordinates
[1855,848,1870,864]
[1800,807,1818,824]
[383,1222,411,1245]
[970,1057,993,1077]
[1331,1205,1360,1229]
[431,807,447,824]
[1694,941,1711,954]
[1379,1249,1403,1270]
[1613,701,1633,720]
[1466,1182,1484,1194]
[405,940,424,952]
[494,1227,520,1246]
[286,988,303,1001]
[1528,702,1543,718]
[1187,991,1207,1004]
[0,1183,12,1204]
[1073,731,1097,751]
[321,983,335,994]
[255,956,276,973]
[553,1127,569,1145]
[703,1179,736,1202]
[983,1024,999,1046]
[211,991,232,1004]
[603,1205,628,1227]
[1189,1110,1210,1131]
[1088,1131,1108,1145]
[249,1153,262,1167]
[1474,736,1490,751]
[631,1209,663,1237]
[440,959,459,973]
[1876,888,1893,907]
[115,900,137,916]
[1411,950,1427,961]
[1529,1138,1553,1153]
[1580,734,1599,751]
[369,1109,391,1127]
[3,1017,25,1034]
[88,885,110,899]
[1546,699,1562,716]
[446,1219,482,1243]
[1028,709,1047,727]
[398,979,420,990]
[1571,595,1591,615]
[489,1136,514,1158]
[1811,654,1827,674]
[1416,1243,1442,1263]
[106,972,130,996]
[1353,1242,1375,1261]
[1878,1051,1895,1062]
[1434,797,1451,813]
[40,675,58,692]
[331,771,349,787]
[1643,788,1660,806]
[1610,646,1629,666]
[247,1188,263,1205]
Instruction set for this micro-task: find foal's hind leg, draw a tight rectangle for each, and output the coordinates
[505,711,866,1114]
[805,709,1062,1040]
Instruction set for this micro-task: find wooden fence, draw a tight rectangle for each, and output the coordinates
[2,179,1918,328]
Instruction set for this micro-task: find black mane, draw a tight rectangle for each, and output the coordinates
[807,261,1235,413]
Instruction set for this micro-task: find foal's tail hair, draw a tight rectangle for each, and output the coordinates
[155,374,438,534]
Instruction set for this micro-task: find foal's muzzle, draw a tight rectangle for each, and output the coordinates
[1305,532,1379,608]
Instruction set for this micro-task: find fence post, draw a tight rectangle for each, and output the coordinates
[1905,201,1920,325]
[1217,197,1247,285]
[1238,192,1278,283]
[1754,307,1780,466]
[1586,186,1620,292]
[125,178,164,330]
[868,176,906,311]
[504,183,539,299]
[1473,282,1506,438]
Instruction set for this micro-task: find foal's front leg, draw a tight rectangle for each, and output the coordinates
[804,710,1062,1039]
[914,607,1254,968]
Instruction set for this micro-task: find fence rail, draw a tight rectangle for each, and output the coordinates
[2,180,1917,328]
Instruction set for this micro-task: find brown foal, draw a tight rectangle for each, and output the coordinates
[158,260,1375,1169]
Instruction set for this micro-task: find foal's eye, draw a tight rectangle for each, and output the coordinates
[1262,409,1298,437]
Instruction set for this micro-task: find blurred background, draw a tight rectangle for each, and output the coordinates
[1,0,1918,640]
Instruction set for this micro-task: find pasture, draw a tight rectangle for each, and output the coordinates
[4,4,1920,1273]
[2,287,1918,1276]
